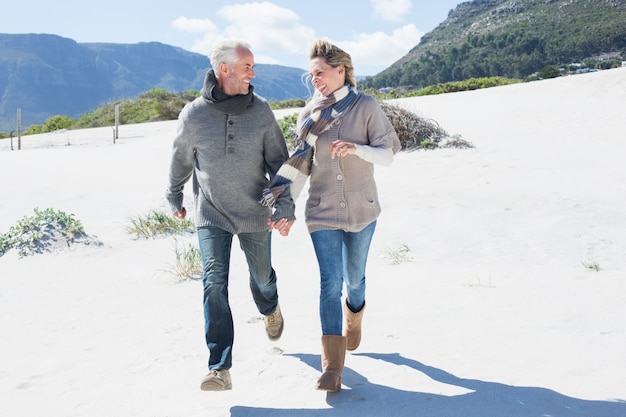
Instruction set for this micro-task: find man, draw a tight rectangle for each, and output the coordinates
[165,39,295,391]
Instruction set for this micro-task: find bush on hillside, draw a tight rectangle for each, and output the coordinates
[72,88,200,129]
[405,77,522,97]
[24,115,75,135]
[270,98,306,110]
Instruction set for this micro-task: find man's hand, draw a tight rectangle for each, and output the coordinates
[174,207,187,219]
[268,218,294,236]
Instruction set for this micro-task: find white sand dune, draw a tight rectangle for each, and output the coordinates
[1,67,625,417]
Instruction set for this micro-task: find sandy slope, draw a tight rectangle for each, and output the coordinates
[1,67,625,417]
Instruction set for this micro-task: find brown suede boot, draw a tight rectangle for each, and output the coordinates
[344,301,365,351]
[315,335,347,392]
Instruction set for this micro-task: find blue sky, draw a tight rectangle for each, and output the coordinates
[3,0,463,75]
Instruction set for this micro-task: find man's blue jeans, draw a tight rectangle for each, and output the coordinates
[310,221,376,336]
[197,226,279,371]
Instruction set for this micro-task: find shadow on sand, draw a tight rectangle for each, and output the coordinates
[230,352,625,417]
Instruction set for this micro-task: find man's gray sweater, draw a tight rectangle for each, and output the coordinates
[166,79,295,234]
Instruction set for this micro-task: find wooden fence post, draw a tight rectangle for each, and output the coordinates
[114,104,120,143]
[17,108,21,150]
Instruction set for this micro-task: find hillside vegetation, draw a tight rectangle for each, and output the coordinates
[0,76,522,138]
[361,0,626,89]
[2,79,489,151]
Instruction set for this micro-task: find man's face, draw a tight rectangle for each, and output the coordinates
[221,47,256,96]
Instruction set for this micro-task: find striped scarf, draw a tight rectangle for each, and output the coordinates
[259,84,358,207]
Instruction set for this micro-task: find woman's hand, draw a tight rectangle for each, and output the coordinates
[329,139,355,159]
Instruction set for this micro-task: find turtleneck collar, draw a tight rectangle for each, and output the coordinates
[201,69,254,115]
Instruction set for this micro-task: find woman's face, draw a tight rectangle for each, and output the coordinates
[309,57,345,96]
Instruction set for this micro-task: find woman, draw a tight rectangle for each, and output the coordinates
[261,40,400,392]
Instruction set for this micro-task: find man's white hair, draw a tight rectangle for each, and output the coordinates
[209,40,252,79]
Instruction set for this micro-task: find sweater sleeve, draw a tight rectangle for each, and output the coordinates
[165,107,195,212]
[262,108,296,222]
[363,96,401,155]
[354,144,394,166]
[350,96,400,166]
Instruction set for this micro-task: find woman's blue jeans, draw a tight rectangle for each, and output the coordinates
[197,226,279,371]
[310,221,376,336]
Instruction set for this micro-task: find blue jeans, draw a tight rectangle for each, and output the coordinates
[310,221,376,336]
[197,226,279,371]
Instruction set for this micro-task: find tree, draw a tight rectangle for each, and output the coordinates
[537,65,561,79]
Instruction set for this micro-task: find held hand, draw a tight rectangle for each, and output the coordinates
[268,218,294,236]
[329,140,355,159]
[173,207,187,220]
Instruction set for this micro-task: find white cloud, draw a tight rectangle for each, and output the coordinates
[184,2,315,68]
[171,17,217,34]
[370,0,412,22]
[334,24,423,75]
[218,2,314,53]
[171,2,421,74]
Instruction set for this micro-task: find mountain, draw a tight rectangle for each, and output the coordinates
[360,0,626,90]
[0,34,309,132]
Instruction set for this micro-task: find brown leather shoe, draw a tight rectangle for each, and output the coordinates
[200,369,232,391]
[265,303,284,341]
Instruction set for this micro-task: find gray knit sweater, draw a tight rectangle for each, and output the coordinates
[165,72,295,234]
[300,93,400,233]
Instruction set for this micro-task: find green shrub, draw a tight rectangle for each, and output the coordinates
[73,89,200,129]
[270,98,306,110]
[166,240,203,280]
[0,208,100,257]
[405,77,522,97]
[23,125,44,135]
[278,113,299,151]
[127,210,201,280]
[42,115,75,132]
[126,210,195,239]
[23,115,74,135]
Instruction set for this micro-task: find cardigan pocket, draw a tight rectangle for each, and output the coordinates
[348,190,379,225]
[352,190,376,207]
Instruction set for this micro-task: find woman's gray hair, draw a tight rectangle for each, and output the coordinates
[209,39,252,79]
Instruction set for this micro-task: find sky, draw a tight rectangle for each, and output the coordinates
[2,0,463,75]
